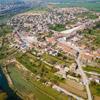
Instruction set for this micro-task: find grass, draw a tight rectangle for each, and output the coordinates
[43,53,74,66]
[77,12,98,19]
[49,24,66,32]
[90,82,100,97]
[55,2,100,12]
[79,25,100,50]
[16,54,39,74]
[0,92,7,100]
[43,53,66,65]
[7,63,68,100]
[8,65,53,100]
[29,78,68,100]
[83,65,100,74]
[16,53,65,83]
[26,7,48,14]
[0,44,18,60]
[0,24,12,37]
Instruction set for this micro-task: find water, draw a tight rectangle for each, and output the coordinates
[0,67,21,100]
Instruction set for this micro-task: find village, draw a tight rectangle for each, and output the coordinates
[0,7,100,100]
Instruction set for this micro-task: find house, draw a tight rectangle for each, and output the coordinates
[57,42,77,57]
[80,51,95,64]
[46,37,56,45]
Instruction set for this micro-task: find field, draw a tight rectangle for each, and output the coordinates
[15,52,88,99]
[49,24,66,32]
[83,66,100,74]
[0,92,7,100]
[7,63,68,100]
[78,22,100,50]
[55,2,100,12]
[90,82,100,99]
[16,52,66,83]
[0,24,12,37]
[43,52,74,66]
[59,80,87,99]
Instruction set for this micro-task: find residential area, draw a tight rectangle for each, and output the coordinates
[0,6,100,100]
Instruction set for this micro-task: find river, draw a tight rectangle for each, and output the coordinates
[0,66,21,100]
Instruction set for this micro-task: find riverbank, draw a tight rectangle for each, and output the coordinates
[0,66,21,100]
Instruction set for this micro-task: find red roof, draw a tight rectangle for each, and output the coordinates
[58,42,76,55]
[46,37,56,44]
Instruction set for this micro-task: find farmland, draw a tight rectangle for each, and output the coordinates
[55,2,100,12]
[7,63,68,100]
[83,65,100,74]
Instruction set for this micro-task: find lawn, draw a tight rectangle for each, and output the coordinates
[83,65,100,74]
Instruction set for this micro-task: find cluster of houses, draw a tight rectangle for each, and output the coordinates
[9,7,89,34]
[8,7,100,68]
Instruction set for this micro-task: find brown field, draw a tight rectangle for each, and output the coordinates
[94,96,100,100]
[59,79,87,99]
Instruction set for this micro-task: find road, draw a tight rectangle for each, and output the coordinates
[15,59,84,100]
[61,33,93,100]
[76,51,92,100]
[52,85,84,100]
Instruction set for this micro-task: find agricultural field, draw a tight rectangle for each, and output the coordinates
[83,65,100,74]
[0,24,12,37]
[0,15,11,25]
[78,22,100,50]
[90,81,100,99]
[76,12,98,19]
[15,52,86,99]
[55,2,100,12]
[0,41,18,60]
[43,52,75,66]
[7,63,68,100]
[16,52,66,83]
[0,92,7,100]
[59,79,87,99]
[49,24,66,32]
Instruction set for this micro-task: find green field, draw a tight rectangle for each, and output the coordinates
[83,65,100,74]
[0,92,7,100]
[7,63,68,100]
[16,53,65,83]
[90,82,100,97]
[55,2,100,12]
[0,24,12,37]
[79,22,100,50]
[43,53,74,66]
[49,24,66,32]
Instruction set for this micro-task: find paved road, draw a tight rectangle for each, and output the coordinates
[15,59,84,100]
[63,37,92,100]
[52,85,84,100]
[76,52,92,100]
